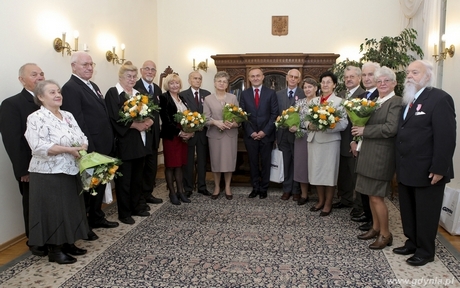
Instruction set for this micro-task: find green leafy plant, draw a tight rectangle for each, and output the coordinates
[332,28,424,96]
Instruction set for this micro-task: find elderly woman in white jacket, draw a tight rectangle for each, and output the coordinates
[307,71,348,216]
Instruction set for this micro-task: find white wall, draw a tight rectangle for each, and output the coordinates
[442,0,460,188]
[0,0,405,245]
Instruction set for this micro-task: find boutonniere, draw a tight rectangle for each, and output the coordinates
[201,97,204,104]
[295,95,298,101]
[416,104,422,112]
[157,95,160,102]
[97,91,103,97]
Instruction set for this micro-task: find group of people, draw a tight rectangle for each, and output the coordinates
[0,55,455,268]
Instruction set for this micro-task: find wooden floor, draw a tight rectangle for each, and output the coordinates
[1,165,459,266]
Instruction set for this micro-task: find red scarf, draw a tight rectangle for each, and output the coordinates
[320,94,332,104]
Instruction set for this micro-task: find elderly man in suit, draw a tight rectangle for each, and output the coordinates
[133,60,163,209]
[335,66,365,214]
[240,67,279,199]
[394,60,456,266]
[179,71,211,197]
[61,52,119,241]
[276,69,305,201]
[352,62,380,231]
[0,63,45,256]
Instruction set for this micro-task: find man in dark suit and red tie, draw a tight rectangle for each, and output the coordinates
[179,71,211,197]
[0,63,46,256]
[240,67,279,199]
[394,60,456,266]
[133,60,163,209]
[61,52,119,241]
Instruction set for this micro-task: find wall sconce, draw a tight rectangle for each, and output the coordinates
[53,31,79,56]
[193,58,208,72]
[433,35,455,62]
[106,44,125,65]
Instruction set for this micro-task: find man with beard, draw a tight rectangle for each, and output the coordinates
[394,60,456,266]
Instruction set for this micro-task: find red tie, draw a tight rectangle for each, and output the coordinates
[194,91,199,105]
[254,88,260,108]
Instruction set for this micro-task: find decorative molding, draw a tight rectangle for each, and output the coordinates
[272,16,289,36]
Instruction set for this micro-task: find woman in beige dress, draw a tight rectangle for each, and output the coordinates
[203,71,239,200]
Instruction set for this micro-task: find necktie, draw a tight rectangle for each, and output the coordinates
[194,91,199,105]
[289,90,293,99]
[148,84,153,96]
[254,88,260,108]
[366,91,371,99]
[346,90,351,99]
[87,81,98,97]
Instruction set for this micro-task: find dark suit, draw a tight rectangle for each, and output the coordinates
[240,86,279,192]
[276,87,305,194]
[0,88,39,237]
[105,87,152,219]
[179,87,210,192]
[133,79,161,201]
[61,75,114,227]
[337,86,365,207]
[396,87,456,259]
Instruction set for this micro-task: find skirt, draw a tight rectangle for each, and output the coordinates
[355,174,391,197]
[28,173,89,246]
[163,136,188,168]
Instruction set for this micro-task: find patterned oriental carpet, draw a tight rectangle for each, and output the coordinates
[1,181,460,287]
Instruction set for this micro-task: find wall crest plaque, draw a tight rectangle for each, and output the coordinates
[272,16,288,36]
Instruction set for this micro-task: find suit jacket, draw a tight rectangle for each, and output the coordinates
[396,87,456,187]
[133,79,162,150]
[0,89,39,179]
[355,95,402,181]
[239,85,279,143]
[104,87,152,160]
[61,75,113,155]
[276,87,306,145]
[306,94,348,144]
[338,86,365,156]
[179,87,211,146]
[159,91,189,140]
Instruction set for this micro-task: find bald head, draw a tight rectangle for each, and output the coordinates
[140,60,157,83]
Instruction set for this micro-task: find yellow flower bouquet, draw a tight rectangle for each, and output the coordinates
[78,150,122,195]
[305,101,343,131]
[275,106,303,138]
[222,103,249,124]
[118,93,160,126]
[342,98,379,141]
[174,110,206,132]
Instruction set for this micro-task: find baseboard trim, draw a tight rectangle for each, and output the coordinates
[0,234,26,252]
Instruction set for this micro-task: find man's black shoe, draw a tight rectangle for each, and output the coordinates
[248,190,259,198]
[30,245,48,256]
[332,202,351,209]
[359,221,373,231]
[406,256,434,266]
[259,191,268,199]
[184,191,193,197]
[198,189,212,196]
[91,219,119,229]
[85,230,99,241]
[393,246,416,255]
[146,196,163,204]
[351,215,369,222]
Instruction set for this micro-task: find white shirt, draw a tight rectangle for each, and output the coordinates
[25,106,88,175]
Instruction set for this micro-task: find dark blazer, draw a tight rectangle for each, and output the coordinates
[179,87,211,146]
[159,91,189,140]
[355,95,402,181]
[0,89,39,179]
[239,86,279,143]
[338,86,366,156]
[396,87,456,187]
[276,87,306,145]
[133,79,162,150]
[104,87,152,160]
[61,75,113,155]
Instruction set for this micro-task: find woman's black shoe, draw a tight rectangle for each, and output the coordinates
[48,245,77,264]
[169,193,181,205]
[62,243,87,256]
[178,192,191,203]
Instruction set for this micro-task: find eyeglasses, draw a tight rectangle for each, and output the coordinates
[216,80,228,84]
[376,79,392,85]
[79,62,96,68]
[142,67,156,72]
[288,74,300,79]
[124,74,137,80]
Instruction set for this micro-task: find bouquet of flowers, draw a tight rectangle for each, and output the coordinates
[78,150,122,195]
[174,110,206,132]
[275,106,303,138]
[118,93,160,126]
[223,103,249,124]
[305,101,343,131]
[342,98,379,141]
